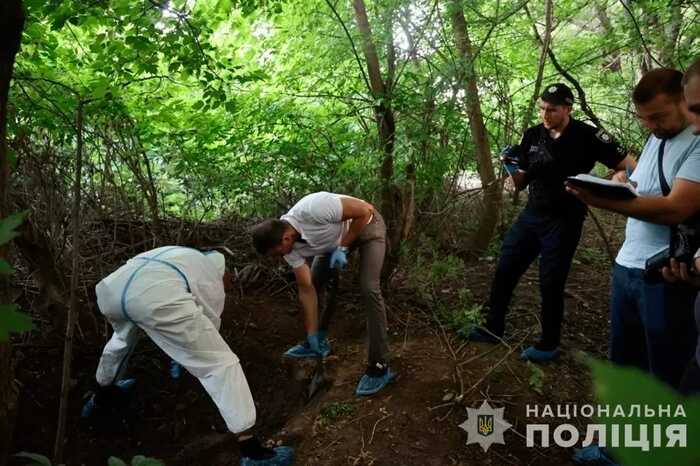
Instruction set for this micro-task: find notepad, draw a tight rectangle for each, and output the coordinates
[566,174,638,200]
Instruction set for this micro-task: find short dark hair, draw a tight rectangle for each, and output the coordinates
[682,57,700,86]
[632,68,684,104]
[250,219,287,255]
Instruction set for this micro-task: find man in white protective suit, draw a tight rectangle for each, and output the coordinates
[81,246,293,466]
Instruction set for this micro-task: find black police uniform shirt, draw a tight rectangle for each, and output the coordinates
[518,119,626,216]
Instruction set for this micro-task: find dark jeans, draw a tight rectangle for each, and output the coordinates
[609,264,698,389]
[485,207,585,349]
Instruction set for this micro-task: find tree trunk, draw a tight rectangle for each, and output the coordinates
[15,215,69,340]
[449,0,501,253]
[661,1,681,67]
[593,0,621,72]
[641,0,681,67]
[0,2,25,465]
[142,150,162,236]
[521,1,552,134]
[351,0,401,262]
[524,10,607,133]
[516,2,552,207]
[53,100,85,463]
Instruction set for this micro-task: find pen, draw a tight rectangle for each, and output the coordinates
[625,165,633,182]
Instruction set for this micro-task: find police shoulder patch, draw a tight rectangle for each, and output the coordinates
[595,129,613,143]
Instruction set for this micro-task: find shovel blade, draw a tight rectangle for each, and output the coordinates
[307,361,328,401]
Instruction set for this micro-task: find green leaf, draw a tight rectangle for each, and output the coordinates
[107,456,127,466]
[0,304,33,341]
[113,0,132,15]
[0,211,27,246]
[591,359,700,466]
[215,0,232,14]
[526,361,545,395]
[131,456,164,466]
[24,0,47,11]
[0,259,13,275]
[107,457,128,466]
[50,9,72,30]
[13,452,52,466]
[91,81,110,100]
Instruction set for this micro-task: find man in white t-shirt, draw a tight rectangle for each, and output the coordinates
[251,192,394,396]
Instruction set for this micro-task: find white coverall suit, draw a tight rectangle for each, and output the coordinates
[94,246,256,433]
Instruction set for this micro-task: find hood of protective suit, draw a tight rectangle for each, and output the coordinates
[205,251,226,278]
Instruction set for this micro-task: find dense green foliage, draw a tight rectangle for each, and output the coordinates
[1,2,699,463]
[10,0,698,220]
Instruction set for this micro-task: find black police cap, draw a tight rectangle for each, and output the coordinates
[541,83,574,106]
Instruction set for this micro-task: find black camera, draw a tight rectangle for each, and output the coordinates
[643,220,700,283]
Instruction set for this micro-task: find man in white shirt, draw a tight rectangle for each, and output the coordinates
[251,192,393,396]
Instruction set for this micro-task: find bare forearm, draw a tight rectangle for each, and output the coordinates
[599,197,689,225]
[341,213,371,247]
[297,284,319,334]
[513,170,528,191]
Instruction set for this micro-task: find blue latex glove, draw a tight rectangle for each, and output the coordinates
[169,360,182,380]
[329,246,348,270]
[307,332,322,355]
[81,378,136,418]
[499,144,521,166]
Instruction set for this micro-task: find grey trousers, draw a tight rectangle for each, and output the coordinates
[311,212,389,366]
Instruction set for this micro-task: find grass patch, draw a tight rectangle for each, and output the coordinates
[320,401,355,423]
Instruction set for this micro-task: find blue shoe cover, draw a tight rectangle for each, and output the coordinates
[283,339,331,359]
[81,379,134,418]
[115,378,136,391]
[572,445,619,465]
[170,360,182,379]
[81,395,96,418]
[240,446,294,466]
[355,367,395,396]
[520,346,560,362]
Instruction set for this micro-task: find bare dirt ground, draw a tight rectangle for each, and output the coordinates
[9,210,626,465]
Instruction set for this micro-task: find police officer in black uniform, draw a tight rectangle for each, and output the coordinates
[465,83,635,362]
